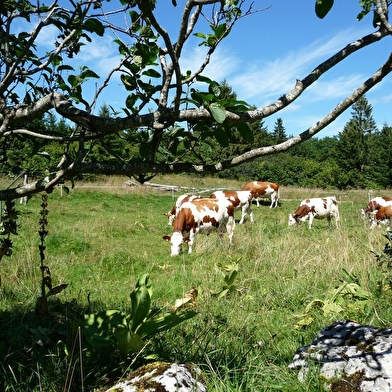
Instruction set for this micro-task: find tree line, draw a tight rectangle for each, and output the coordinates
[1,0,392,200]
[1,94,391,190]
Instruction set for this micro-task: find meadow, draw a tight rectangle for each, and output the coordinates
[1,175,392,391]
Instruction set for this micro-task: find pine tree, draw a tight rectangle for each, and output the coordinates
[335,95,378,188]
[271,118,287,143]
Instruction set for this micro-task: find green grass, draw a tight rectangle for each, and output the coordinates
[1,175,391,391]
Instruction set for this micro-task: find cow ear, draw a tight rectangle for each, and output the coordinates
[162,235,171,241]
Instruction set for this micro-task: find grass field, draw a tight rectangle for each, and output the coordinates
[1,175,391,391]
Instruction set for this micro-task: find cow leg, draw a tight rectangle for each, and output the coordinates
[226,216,235,244]
[187,231,196,253]
[239,205,252,224]
[239,207,246,224]
[248,205,254,223]
[308,214,314,229]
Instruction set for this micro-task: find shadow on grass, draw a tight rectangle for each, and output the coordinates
[0,296,127,392]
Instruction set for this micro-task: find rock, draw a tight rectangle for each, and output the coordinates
[104,362,207,392]
[288,320,392,391]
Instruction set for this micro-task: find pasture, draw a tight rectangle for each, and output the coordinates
[1,175,391,391]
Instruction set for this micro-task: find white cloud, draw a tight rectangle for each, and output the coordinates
[180,45,240,82]
[229,27,368,104]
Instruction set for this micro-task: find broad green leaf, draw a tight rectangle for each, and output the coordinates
[125,93,138,110]
[57,65,74,71]
[140,25,155,38]
[304,299,324,313]
[214,125,230,147]
[130,278,152,331]
[209,102,226,124]
[218,288,230,298]
[322,301,343,317]
[114,329,145,358]
[294,316,314,329]
[194,32,206,39]
[83,310,127,349]
[136,310,197,339]
[121,74,137,90]
[212,23,228,39]
[224,270,238,286]
[315,0,334,19]
[83,18,105,36]
[209,83,221,97]
[236,122,253,142]
[142,68,161,78]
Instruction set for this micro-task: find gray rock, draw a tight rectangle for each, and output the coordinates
[288,320,392,391]
[104,362,207,392]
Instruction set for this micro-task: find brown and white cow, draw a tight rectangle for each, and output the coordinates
[288,196,340,229]
[241,181,279,208]
[209,190,253,224]
[163,198,235,256]
[370,205,392,229]
[164,194,202,225]
[361,197,392,219]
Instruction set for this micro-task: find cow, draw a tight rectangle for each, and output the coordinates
[361,197,392,219]
[370,205,392,229]
[241,181,279,208]
[162,198,235,256]
[288,196,340,229]
[164,194,202,225]
[209,190,253,224]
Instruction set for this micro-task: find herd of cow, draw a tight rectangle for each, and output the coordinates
[162,180,392,256]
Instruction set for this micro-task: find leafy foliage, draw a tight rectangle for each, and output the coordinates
[0,200,19,261]
[295,269,372,329]
[82,274,197,359]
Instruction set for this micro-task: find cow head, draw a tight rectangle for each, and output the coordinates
[163,232,186,256]
[288,214,298,226]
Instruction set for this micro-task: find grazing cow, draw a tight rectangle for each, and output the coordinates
[241,181,280,208]
[361,197,392,219]
[288,196,340,229]
[165,194,202,225]
[370,205,392,229]
[209,190,253,224]
[162,198,235,256]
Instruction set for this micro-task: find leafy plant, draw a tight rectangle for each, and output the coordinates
[294,269,371,329]
[0,200,19,263]
[370,230,392,294]
[212,261,242,298]
[82,274,197,359]
[35,194,68,319]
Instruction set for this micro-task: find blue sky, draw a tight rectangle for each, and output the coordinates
[33,1,392,139]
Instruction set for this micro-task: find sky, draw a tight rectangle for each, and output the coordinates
[33,1,392,139]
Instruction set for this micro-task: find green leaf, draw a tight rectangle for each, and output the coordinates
[322,301,343,317]
[57,65,74,71]
[83,310,127,349]
[130,276,152,331]
[121,74,137,90]
[194,32,206,39]
[142,68,161,78]
[214,126,230,147]
[212,23,228,40]
[136,310,197,340]
[114,329,145,358]
[209,102,226,123]
[236,122,253,142]
[83,18,105,36]
[224,270,238,286]
[315,0,334,19]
